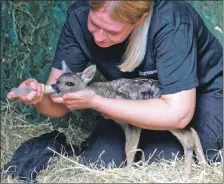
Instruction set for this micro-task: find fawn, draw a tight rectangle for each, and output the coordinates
[50,61,206,175]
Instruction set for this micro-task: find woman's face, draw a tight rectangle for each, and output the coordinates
[87,9,135,48]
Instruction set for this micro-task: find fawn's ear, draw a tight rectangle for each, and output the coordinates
[61,60,72,73]
[81,65,96,84]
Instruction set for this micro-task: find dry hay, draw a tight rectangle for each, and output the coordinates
[1,100,223,183]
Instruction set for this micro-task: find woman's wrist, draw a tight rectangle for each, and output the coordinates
[90,94,103,111]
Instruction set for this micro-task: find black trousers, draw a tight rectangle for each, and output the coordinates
[81,94,223,166]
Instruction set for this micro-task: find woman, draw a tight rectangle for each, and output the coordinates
[8,0,223,165]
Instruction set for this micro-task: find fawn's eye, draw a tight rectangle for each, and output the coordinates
[65,82,75,86]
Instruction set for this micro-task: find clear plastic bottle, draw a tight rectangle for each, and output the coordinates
[10,85,54,97]
[11,86,32,97]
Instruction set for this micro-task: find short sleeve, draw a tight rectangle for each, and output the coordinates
[52,11,88,72]
[154,23,199,95]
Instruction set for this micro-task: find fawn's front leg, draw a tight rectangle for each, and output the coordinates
[119,123,142,166]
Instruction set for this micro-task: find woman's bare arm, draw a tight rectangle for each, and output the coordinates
[90,88,196,130]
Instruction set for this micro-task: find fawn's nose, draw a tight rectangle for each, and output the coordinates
[51,84,60,93]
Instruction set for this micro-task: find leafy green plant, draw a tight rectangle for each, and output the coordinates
[187,0,223,44]
[1,1,76,125]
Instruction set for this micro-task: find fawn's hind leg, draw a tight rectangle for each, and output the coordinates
[189,127,206,164]
[120,123,142,167]
[170,129,195,175]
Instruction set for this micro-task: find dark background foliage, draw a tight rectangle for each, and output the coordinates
[0,0,223,129]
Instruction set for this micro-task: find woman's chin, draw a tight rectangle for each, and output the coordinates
[96,41,113,48]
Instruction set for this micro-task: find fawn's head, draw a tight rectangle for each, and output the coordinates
[51,61,96,97]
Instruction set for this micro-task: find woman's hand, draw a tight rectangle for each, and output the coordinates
[51,90,98,110]
[7,79,45,105]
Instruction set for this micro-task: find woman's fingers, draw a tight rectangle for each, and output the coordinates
[51,96,64,104]
[8,78,45,105]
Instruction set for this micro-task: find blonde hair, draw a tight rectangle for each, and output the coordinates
[90,1,154,72]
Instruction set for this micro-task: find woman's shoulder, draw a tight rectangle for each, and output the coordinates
[153,0,200,27]
[67,0,90,15]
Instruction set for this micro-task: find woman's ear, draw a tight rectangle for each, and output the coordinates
[135,12,149,27]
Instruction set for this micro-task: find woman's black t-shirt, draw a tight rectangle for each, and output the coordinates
[52,0,223,96]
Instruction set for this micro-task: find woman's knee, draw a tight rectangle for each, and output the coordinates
[190,97,223,162]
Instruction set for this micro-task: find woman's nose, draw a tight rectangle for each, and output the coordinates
[99,29,104,35]
[94,30,107,42]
